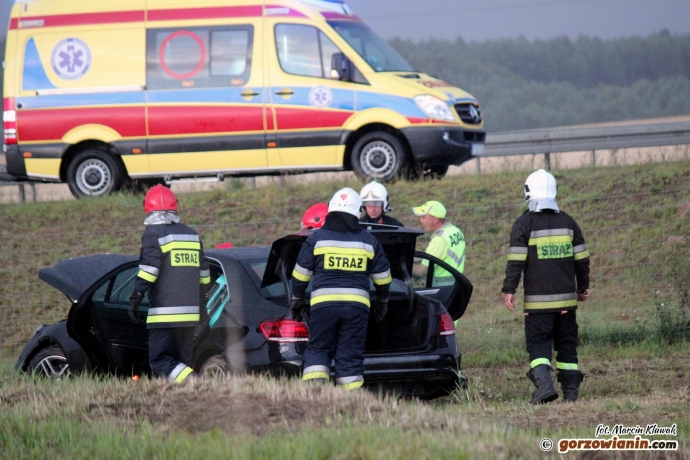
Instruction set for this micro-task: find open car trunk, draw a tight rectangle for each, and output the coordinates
[364,294,439,353]
[262,225,463,355]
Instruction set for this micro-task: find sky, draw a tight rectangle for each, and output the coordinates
[1,0,689,43]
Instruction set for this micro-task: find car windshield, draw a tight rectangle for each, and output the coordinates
[327,20,414,72]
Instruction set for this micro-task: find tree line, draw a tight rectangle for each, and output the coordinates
[391,30,690,132]
[2,31,690,133]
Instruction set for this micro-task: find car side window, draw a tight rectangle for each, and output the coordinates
[92,267,149,306]
[275,24,341,78]
[147,25,253,89]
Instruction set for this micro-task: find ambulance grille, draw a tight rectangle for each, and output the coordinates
[454,103,482,125]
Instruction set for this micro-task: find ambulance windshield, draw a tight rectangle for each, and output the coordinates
[327,21,414,72]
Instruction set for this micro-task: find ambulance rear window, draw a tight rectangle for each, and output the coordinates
[147,25,253,89]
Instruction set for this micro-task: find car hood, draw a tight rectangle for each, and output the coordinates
[39,254,139,301]
[377,72,478,104]
[262,224,423,288]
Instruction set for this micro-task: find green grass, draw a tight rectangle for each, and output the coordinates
[1,161,690,457]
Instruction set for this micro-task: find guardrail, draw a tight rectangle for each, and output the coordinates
[481,117,690,169]
[0,164,37,202]
[2,117,690,202]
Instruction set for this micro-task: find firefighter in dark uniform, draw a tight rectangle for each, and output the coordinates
[502,169,590,404]
[291,187,391,389]
[129,185,211,383]
[359,181,403,227]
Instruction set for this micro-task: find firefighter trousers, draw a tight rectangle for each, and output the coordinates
[525,311,579,368]
[303,304,369,389]
[148,327,195,382]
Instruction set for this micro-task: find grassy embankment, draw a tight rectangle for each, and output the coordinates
[1,161,689,458]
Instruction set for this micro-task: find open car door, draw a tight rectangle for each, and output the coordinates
[412,251,473,321]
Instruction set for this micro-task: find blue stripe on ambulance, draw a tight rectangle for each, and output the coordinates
[356,91,428,118]
[269,87,355,111]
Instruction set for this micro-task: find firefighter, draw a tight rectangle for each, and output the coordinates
[502,169,590,404]
[359,181,403,226]
[128,185,211,383]
[301,202,328,230]
[411,200,465,280]
[290,187,391,389]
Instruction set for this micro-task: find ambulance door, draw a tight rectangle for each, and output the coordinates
[265,21,355,169]
[145,9,267,177]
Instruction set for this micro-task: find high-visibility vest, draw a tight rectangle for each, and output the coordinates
[428,223,465,278]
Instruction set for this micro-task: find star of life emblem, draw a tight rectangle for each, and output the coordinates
[309,85,333,108]
[51,38,91,80]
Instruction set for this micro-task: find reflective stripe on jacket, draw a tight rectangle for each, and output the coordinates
[291,228,391,313]
[502,210,590,313]
[134,222,210,328]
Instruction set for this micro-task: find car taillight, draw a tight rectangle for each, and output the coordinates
[4,97,17,145]
[259,319,309,342]
[439,312,456,336]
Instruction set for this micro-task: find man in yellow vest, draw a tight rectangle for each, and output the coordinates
[411,200,466,282]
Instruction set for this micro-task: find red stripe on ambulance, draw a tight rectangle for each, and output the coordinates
[10,4,304,30]
[148,106,264,136]
[147,5,263,21]
[274,108,353,130]
[17,107,146,142]
[10,11,145,29]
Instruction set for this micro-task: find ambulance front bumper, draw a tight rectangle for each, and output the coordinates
[401,126,485,167]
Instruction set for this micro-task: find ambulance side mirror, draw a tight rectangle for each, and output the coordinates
[330,53,352,81]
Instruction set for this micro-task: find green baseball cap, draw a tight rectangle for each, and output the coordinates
[412,200,446,218]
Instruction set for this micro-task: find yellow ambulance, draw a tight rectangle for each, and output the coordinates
[4,0,485,197]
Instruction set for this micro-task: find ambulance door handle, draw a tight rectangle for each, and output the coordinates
[274,88,294,96]
[240,89,260,98]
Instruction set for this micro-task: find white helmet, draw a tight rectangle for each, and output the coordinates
[524,169,557,202]
[328,187,362,218]
[360,181,391,212]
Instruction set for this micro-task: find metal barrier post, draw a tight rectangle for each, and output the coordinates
[544,152,551,170]
[590,150,596,167]
[475,157,481,175]
[18,184,25,203]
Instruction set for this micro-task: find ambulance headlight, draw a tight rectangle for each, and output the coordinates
[414,95,456,122]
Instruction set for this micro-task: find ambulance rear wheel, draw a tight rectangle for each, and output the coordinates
[67,149,124,198]
[352,132,407,182]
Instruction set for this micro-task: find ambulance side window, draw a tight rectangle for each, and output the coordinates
[275,24,341,79]
[147,26,253,89]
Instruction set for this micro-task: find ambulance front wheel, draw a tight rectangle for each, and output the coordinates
[66,149,125,198]
[351,132,407,183]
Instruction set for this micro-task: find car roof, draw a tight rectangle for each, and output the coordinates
[206,246,270,262]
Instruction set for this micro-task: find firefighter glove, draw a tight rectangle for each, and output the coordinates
[128,291,144,324]
[373,298,389,323]
[290,296,307,322]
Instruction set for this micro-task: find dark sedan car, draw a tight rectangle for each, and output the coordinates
[16,225,472,398]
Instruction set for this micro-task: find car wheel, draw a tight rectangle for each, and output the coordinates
[200,354,229,380]
[351,132,407,182]
[66,149,124,198]
[27,345,70,379]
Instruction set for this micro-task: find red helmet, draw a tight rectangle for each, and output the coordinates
[301,203,328,230]
[144,184,178,213]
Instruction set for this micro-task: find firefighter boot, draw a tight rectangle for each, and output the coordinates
[526,365,558,405]
[557,370,584,402]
